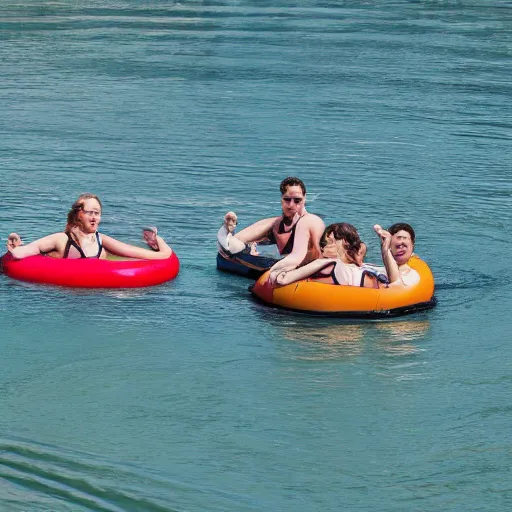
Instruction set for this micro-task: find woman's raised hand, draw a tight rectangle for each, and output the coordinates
[142,227,159,251]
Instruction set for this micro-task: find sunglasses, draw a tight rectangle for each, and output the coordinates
[282,197,303,204]
[82,209,101,217]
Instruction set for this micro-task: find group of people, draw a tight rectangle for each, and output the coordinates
[5,180,420,291]
[218,177,420,288]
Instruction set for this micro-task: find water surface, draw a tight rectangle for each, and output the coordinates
[1,1,511,511]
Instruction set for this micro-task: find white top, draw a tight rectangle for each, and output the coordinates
[333,261,420,287]
[333,261,365,286]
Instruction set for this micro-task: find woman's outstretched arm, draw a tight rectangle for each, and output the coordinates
[6,233,61,259]
[102,230,173,260]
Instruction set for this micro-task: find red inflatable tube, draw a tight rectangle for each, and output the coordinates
[1,252,180,288]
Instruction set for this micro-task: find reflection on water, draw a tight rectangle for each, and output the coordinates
[3,0,511,509]
[278,318,431,360]
[283,323,365,359]
[375,319,431,357]
[374,319,430,341]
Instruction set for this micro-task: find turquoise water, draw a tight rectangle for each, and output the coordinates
[1,1,512,510]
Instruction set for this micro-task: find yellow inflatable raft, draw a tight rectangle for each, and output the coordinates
[250,255,436,318]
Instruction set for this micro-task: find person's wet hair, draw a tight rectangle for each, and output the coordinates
[322,222,362,265]
[279,177,306,195]
[66,193,102,234]
[388,222,415,244]
[320,224,335,249]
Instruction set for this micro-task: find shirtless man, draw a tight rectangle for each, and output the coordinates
[219,177,325,282]
[373,222,420,287]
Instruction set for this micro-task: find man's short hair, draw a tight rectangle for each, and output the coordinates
[388,223,415,244]
[280,177,306,195]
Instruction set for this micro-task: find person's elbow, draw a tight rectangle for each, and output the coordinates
[157,247,173,259]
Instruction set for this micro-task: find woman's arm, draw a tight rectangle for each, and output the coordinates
[102,233,173,260]
[273,258,335,286]
[7,233,61,259]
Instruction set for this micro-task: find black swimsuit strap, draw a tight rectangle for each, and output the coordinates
[94,232,103,258]
[279,216,304,255]
[267,228,277,245]
[64,233,86,258]
[359,269,388,288]
[308,260,337,282]
[331,262,340,285]
[266,215,304,254]
[332,264,368,288]
[64,232,102,259]
[277,214,303,234]
[281,228,295,255]
[265,218,294,250]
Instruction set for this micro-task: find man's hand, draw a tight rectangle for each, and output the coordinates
[373,224,391,253]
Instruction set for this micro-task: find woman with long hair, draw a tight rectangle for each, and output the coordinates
[6,193,172,260]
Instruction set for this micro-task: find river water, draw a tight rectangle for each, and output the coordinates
[1,1,511,511]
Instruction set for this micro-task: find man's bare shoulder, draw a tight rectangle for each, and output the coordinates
[303,212,325,228]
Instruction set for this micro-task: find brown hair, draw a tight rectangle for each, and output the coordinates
[65,193,102,235]
[321,223,362,265]
[388,222,415,244]
[279,177,306,195]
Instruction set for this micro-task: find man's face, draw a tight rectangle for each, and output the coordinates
[390,230,414,265]
[281,185,304,218]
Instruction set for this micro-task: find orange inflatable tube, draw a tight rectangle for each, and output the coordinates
[250,255,436,318]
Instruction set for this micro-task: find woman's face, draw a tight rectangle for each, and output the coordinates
[78,198,102,233]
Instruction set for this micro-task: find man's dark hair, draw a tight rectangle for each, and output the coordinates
[388,223,415,244]
[280,177,306,195]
